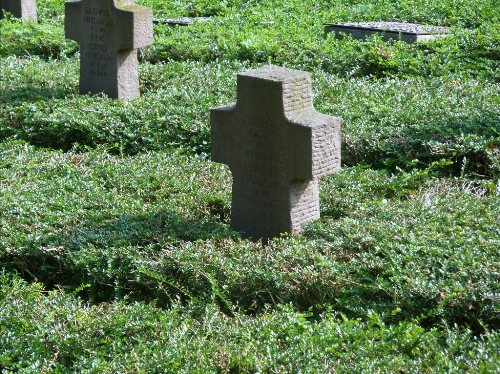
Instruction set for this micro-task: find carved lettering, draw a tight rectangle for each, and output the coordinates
[79,6,114,77]
[65,0,153,99]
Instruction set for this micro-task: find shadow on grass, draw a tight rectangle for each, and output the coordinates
[1,208,235,302]
[68,208,234,247]
[0,85,75,105]
[342,116,499,178]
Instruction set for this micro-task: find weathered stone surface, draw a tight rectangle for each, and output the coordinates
[325,22,449,43]
[211,65,341,241]
[0,0,37,21]
[153,17,210,26]
[65,0,153,99]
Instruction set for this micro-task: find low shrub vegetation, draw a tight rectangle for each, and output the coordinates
[1,274,498,372]
[0,0,498,371]
[1,58,498,176]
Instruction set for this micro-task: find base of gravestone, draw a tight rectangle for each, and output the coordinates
[325,22,449,43]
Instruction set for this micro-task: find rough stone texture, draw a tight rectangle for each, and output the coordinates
[211,65,341,241]
[0,0,37,21]
[153,17,210,26]
[65,0,153,99]
[325,22,449,43]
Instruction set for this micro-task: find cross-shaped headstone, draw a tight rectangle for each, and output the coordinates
[0,0,37,21]
[211,65,341,241]
[65,0,153,99]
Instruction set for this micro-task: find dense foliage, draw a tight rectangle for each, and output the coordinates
[1,274,498,372]
[0,0,498,371]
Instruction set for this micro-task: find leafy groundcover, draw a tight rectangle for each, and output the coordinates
[0,0,499,371]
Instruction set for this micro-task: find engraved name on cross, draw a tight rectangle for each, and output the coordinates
[65,0,153,99]
[211,65,341,241]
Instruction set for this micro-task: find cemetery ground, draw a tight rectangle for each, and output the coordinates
[0,0,499,371]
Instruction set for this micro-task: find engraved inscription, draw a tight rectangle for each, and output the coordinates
[83,7,113,78]
[238,120,285,207]
[65,0,153,99]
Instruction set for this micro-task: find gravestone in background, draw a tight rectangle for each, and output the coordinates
[153,17,210,26]
[65,0,153,99]
[325,22,449,43]
[212,65,341,241]
[0,0,37,21]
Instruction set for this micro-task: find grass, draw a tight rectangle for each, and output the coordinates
[1,58,498,176]
[1,274,499,372]
[0,0,499,371]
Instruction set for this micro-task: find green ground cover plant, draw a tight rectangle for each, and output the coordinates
[1,58,498,176]
[1,274,498,372]
[1,0,499,371]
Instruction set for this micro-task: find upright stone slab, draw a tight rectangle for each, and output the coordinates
[0,0,37,21]
[212,65,341,241]
[65,0,153,99]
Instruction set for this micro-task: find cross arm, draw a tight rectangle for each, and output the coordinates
[115,3,153,50]
[211,105,237,167]
[288,111,341,179]
[286,123,313,180]
[65,0,83,43]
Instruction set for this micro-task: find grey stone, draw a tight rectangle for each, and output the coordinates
[211,65,341,241]
[153,17,210,26]
[65,0,154,99]
[325,22,449,43]
[0,0,37,21]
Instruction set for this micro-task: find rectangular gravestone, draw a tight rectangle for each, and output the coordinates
[65,0,153,99]
[325,22,449,43]
[153,17,210,26]
[0,0,37,21]
[211,65,341,241]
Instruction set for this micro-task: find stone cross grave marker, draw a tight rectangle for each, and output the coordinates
[65,0,153,99]
[0,0,37,21]
[211,65,341,241]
